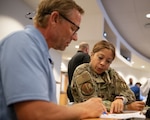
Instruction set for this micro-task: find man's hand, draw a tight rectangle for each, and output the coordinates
[74,97,107,119]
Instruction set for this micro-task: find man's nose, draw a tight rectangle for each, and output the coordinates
[72,33,78,41]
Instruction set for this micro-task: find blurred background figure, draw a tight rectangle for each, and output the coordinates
[146,89,150,106]
[130,82,142,101]
[140,79,150,103]
[128,78,134,88]
[67,42,90,103]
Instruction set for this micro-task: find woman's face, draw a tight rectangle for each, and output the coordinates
[90,48,114,74]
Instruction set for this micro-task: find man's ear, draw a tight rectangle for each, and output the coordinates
[50,11,60,24]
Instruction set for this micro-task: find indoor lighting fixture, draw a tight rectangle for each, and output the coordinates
[103,32,107,37]
[146,13,150,18]
[75,45,79,49]
[131,61,134,65]
[141,65,145,68]
[67,57,71,60]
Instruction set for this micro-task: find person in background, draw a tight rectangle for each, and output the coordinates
[71,40,145,113]
[67,42,90,102]
[0,0,107,120]
[128,78,134,88]
[130,82,142,101]
[146,89,150,106]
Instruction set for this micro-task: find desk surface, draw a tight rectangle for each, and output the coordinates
[82,110,147,120]
[83,118,146,120]
[83,118,118,120]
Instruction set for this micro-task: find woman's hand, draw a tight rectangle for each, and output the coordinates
[126,101,145,111]
[110,98,124,113]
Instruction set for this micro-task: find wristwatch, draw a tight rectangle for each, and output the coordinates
[115,96,128,104]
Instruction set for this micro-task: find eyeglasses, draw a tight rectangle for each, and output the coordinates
[59,13,80,35]
[25,11,80,35]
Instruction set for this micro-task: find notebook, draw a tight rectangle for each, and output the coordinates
[100,110,145,119]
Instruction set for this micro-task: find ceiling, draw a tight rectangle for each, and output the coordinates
[23,0,150,72]
[101,0,150,59]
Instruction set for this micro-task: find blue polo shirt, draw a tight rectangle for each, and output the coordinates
[0,25,56,120]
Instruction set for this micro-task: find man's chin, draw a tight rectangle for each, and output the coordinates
[60,47,66,51]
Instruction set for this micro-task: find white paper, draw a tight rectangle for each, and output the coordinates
[100,111,145,119]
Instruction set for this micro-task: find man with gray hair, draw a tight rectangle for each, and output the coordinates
[67,42,90,102]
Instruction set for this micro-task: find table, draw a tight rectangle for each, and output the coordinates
[83,118,118,120]
[83,118,147,120]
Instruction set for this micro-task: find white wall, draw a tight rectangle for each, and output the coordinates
[0,0,33,39]
[49,49,62,103]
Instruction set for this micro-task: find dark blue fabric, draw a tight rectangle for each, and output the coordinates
[130,85,140,100]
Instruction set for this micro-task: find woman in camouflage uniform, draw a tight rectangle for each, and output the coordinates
[71,40,145,113]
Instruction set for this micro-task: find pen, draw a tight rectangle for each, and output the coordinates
[103,112,107,115]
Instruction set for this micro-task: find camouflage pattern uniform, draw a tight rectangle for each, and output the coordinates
[71,63,136,111]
